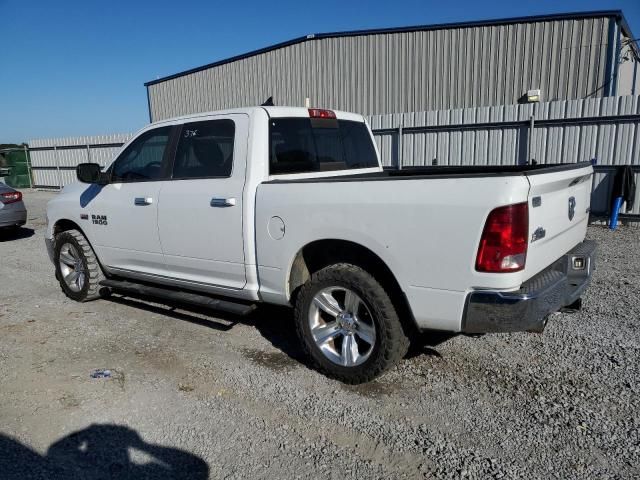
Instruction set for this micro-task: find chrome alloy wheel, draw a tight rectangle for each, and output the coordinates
[58,243,86,293]
[308,287,377,367]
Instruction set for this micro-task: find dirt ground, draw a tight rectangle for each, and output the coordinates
[0,190,638,479]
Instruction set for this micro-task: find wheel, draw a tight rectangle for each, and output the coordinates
[54,229,106,302]
[294,263,410,384]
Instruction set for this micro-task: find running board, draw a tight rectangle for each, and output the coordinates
[99,279,256,316]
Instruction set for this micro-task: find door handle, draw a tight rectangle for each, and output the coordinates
[210,197,236,207]
[134,197,153,206]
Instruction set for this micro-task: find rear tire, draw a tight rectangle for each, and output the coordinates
[294,263,409,384]
[54,229,106,302]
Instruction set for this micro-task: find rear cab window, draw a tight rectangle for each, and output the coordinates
[269,118,378,175]
[173,120,235,179]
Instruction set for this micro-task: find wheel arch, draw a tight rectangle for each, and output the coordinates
[287,239,418,335]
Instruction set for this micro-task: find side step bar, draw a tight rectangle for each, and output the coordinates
[99,279,257,316]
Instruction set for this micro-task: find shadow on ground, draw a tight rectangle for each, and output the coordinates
[405,330,458,359]
[105,294,310,366]
[0,424,208,480]
[105,293,455,369]
[0,226,35,242]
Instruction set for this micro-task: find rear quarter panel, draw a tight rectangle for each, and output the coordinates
[255,175,530,331]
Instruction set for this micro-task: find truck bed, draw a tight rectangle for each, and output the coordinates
[256,160,593,332]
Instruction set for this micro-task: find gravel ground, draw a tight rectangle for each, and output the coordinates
[0,190,638,479]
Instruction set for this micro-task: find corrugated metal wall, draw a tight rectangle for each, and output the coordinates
[148,16,613,121]
[27,96,639,220]
[29,134,132,188]
[368,94,640,216]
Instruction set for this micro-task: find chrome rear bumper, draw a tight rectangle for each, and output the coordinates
[462,240,596,334]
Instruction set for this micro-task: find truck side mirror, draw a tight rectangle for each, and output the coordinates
[76,163,108,185]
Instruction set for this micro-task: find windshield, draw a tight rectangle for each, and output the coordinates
[269,118,378,175]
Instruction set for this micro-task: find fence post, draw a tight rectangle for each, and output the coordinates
[397,122,403,169]
[526,115,535,163]
[54,146,62,189]
[86,144,91,163]
[23,145,32,189]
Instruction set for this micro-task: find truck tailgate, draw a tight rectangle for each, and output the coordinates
[524,163,593,279]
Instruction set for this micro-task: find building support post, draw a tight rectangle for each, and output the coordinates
[527,115,535,164]
[54,146,62,190]
[397,123,403,169]
[604,19,620,97]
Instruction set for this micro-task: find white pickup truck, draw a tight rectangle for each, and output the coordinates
[46,106,596,383]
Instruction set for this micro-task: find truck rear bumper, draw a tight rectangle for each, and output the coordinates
[462,240,596,334]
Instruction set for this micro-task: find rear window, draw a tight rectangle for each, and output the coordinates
[269,118,378,175]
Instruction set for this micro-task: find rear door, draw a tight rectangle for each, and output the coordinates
[86,126,175,276]
[524,163,593,278]
[157,114,249,290]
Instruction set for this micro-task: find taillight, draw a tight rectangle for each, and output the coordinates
[0,191,22,204]
[308,108,336,119]
[476,202,528,273]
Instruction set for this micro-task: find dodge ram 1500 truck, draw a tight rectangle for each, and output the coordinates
[45,106,596,383]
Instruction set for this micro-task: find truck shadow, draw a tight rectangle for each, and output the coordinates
[105,294,311,367]
[247,303,310,366]
[105,294,452,368]
[0,424,208,480]
[405,331,457,359]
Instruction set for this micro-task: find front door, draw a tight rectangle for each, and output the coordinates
[157,114,248,290]
[86,125,174,276]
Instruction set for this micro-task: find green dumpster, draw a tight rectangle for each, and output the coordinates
[0,149,31,188]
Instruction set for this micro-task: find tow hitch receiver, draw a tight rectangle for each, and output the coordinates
[572,256,586,270]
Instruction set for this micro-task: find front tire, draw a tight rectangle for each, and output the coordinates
[294,263,410,384]
[54,229,105,302]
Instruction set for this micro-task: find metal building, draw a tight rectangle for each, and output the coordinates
[145,10,639,122]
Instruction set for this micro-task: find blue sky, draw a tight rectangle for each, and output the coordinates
[1,0,639,143]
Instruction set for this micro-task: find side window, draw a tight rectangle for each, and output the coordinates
[112,127,171,182]
[173,120,235,179]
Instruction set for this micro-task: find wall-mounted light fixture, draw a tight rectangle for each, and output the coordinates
[526,89,541,103]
